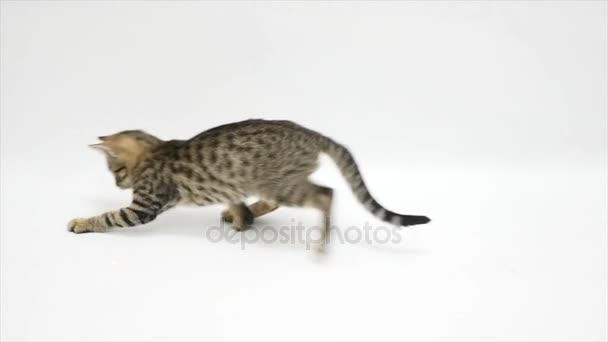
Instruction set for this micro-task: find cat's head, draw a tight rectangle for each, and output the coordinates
[90,130,162,189]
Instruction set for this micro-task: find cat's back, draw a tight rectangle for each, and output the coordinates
[189,119,309,143]
[136,119,328,202]
[144,120,323,166]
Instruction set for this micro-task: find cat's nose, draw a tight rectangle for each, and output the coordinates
[98,136,107,141]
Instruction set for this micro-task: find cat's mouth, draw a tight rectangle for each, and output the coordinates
[116,182,130,190]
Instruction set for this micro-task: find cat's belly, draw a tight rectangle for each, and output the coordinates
[177,184,245,206]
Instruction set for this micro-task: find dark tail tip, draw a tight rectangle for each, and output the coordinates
[400,215,431,226]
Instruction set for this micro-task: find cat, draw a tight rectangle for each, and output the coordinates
[68,119,430,251]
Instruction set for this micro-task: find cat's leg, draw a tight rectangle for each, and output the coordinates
[221,200,279,226]
[248,200,279,218]
[221,202,254,231]
[68,194,165,233]
[68,206,159,233]
[272,181,333,253]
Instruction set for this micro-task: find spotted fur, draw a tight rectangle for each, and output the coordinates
[68,119,430,250]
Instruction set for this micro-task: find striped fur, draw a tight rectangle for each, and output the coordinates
[321,138,430,227]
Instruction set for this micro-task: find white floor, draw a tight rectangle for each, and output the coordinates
[1,1,607,340]
[1,158,606,341]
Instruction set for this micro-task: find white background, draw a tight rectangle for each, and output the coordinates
[1,1,606,341]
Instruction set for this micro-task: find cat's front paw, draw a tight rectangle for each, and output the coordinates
[68,218,94,234]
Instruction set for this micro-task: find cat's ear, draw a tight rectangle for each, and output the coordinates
[89,142,118,159]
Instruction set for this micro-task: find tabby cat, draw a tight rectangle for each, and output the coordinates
[68,119,430,251]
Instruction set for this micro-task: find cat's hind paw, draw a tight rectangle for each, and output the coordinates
[220,210,234,224]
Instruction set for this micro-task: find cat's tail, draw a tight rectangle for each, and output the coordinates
[320,137,430,227]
